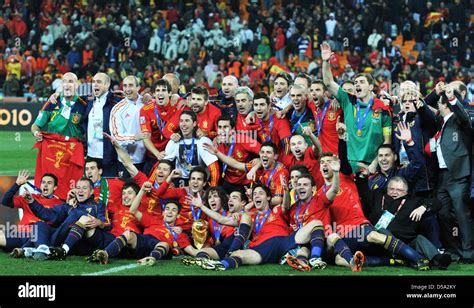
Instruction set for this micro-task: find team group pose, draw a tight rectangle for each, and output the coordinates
[2,39,473,274]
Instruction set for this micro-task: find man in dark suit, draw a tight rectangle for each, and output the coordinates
[82,72,123,177]
[434,89,473,262]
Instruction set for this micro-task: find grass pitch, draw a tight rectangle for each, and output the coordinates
[0,253,473,276]
[0,131,37,176]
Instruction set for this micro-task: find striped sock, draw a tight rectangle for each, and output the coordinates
[333,238,353,263]
[297,255,309,265]
[228,223,251,253]
[196,251,211,259]
[221,256,243,269]
[150,245,168,260]
[105,235,127,258]
[310,225,325,258]
[384,235,423,263]
[63,222,86,252]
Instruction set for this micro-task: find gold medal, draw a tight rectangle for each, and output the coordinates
[215,239,221,245]
[187,164,192,171]
[221,172,225,178]
[173,241,178,248]
[357,129,362,136]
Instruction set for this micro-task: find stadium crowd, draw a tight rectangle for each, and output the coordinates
[0,0,473,273]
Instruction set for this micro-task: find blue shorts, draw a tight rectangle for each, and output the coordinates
[3,236,30,251]
[342,224,386,256]
[131,234,173,260]
[250,233,297,264]
[86,229,116,249]
[213,235,235,259]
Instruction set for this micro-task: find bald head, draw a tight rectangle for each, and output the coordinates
[92,73,111,97]
[163,73,180,94]
[222,75,239,98]
[62,72,78,100]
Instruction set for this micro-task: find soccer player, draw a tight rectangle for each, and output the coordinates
[309,79,342,154]
[318,153,431,271]
[103,132,174,217]
[154,167,209,232]
[215,114,260,191]
[198,182,335,271]
[271,72,293,111]
[110,75,147,177]
[88,182,198,265]
[288,165,310,204]
[31,72,88,200]
[1,171,62,254]
[84,158,124,210]
[164,86,222,139]
[31,72,87,141]
[139,79,176,175]
[23,178,107,260]
[84,72,123,177]
[48,182,142,260]
[285,84,316,141]
[278,128,324,189]
[253,92,291,155]
[321,42,392,173]
[163,110,219,186]
[204,141,288,207]
[182,188,249,265]
[209,75,239,119]
[233,86,259,133]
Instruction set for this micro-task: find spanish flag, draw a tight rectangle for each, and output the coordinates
[268,57,290,76]
[424,12,443,28]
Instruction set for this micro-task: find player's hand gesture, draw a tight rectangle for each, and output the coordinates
[48,92,60,104]
[102,132,119,147]
[329,157,341,173]
[245,111,256,124]
[142,181,152,193]
[330,99,340,112]
[300,123,314,136]
[357,162,369,177]
[395,121,413,144]
[230,213,241,221]
[155,151,165,160]
[16,169,30,186]
[203,143,218,155]
[435,81,445,96]
[166,169,182,183]
[172,226,183,234]
[190,192,203,209]
[336,116,346,139]
[196,128,206,138]
[170,133,182,143]
[33,130,43,142]
[142,92,153,104]
[321,42,334,62]
[23,190,34,204]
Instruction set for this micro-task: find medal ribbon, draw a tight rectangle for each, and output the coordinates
[316,100,330,136]
[259,115,274,142]
[212,210,227,241]
[221,138,235,177]
[165,222,178,244]
[153,102,166,133]
[295,199,312,229]
[355,98,374,134]
[290,108,308,134]
[255,209,271,235]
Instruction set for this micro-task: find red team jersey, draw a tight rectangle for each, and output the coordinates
[140,212,191,249]
[139,101,176,156]
[246,161,289,199]
[132,171,163,217]
[288,194,332,231]
[93,178,124,219]
[309,101,342,155]
[13,194,63,232]
[163,104,222,139]
[154,181,208,231]
[248,205,291,248]
[218,135,260,185]
[207,210,235,243]
[235,113,259,133]
[315,174,368,237]
[108,204,142,236]
[256,115,291,153]
[279,146,324,189]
